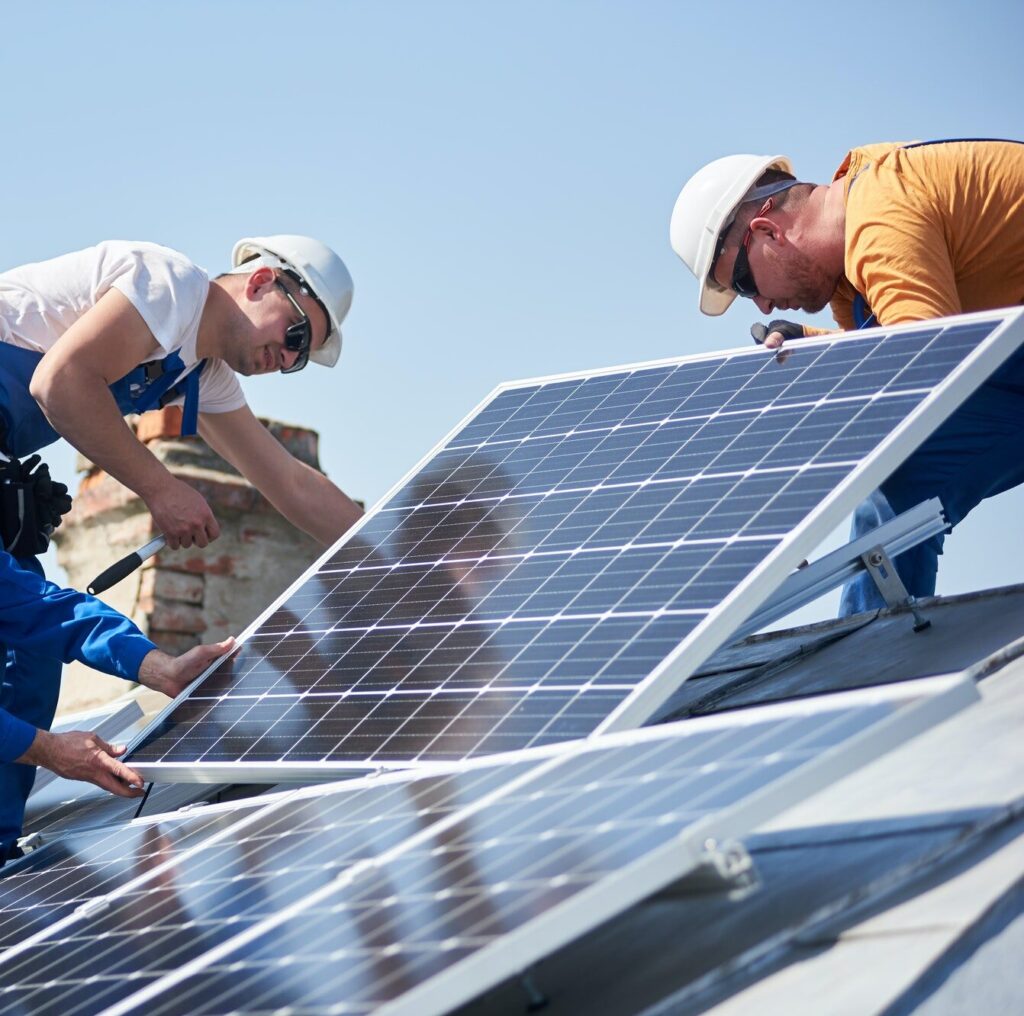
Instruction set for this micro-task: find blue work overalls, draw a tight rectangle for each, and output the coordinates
[0,340,205,852]
[839,138,1024,616]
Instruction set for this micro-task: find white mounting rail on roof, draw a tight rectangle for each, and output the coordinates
[735,496,948,640]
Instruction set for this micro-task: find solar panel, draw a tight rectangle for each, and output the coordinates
[127,309,1023,779]
[0,760,539,1013]
[0,801,262,955]
[0,675,973,1016]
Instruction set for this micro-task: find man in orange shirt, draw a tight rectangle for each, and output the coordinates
[670,139,1024,614]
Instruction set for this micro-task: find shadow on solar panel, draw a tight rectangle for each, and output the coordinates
[126,309,1024,781]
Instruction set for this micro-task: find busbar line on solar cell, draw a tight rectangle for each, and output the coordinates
[98,675,978,1016]
[126,308,1024,778]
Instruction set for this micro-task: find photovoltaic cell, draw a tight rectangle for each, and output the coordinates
[127,310,1023,776]
[0,675,972,1016]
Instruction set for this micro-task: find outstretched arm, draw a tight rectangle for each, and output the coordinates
[28,289,219,549]
[1,549,235,777]
[8,637,236,797]
[200,405,364,545]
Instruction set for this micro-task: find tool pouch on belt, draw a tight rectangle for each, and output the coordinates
[0,455,73,557]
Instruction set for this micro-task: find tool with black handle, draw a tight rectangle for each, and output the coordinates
[87,536,166,595]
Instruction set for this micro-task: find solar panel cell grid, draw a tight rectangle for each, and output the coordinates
[0,809,241,954]
[126,313,1020,772]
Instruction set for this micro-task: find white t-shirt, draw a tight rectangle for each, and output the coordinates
[0,241,245,414]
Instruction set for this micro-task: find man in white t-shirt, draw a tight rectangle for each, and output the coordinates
[0,235,363,549]
[0,236,364,858]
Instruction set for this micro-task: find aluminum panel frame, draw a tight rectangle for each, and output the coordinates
[597,307,1024,733]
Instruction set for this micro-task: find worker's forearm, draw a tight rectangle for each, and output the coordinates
[271,463,364,545]
[31,366,171,500]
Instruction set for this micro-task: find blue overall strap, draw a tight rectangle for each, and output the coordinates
[114,353,207,437]
[0,345,60,457]
[853,294,876,330]
[180,365,202,436]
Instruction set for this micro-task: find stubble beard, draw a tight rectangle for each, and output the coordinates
[788,247,839,314]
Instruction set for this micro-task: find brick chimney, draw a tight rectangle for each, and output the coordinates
[52,407,335,714]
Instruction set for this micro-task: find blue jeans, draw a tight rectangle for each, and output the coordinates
[0,555,63,855]
[840,350,1024,615]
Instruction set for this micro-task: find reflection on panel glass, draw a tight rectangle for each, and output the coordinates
[131,321,991,767]
[132,688,935,1015]
[0,807,249,954]
[0,762,533,1015]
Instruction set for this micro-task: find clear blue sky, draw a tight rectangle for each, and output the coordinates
[4,1,1022,618]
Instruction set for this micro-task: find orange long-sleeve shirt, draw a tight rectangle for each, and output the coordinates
[826,139,1024,330]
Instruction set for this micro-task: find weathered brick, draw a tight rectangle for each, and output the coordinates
[148,601,208,635]
[149,631,202,655]
[157,569,205,604]
[136,406,185,443]
[166,553,239,577]
[138,568,205,607]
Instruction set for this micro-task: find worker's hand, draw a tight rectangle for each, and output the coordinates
[16,729,145,798]
[751,319,805,350]
[147,477,220,550]
[137,636,237,699]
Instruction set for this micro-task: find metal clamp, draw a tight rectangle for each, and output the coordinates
[15,831,45,854]
[860,545,931,632]
[658,838,759,898]
[738,498,946,638]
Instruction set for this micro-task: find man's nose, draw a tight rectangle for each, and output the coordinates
[280,345,299,371]
[753,295,775,315]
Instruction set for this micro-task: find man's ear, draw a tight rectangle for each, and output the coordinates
[244,266,277,298]
[750,216,785,247]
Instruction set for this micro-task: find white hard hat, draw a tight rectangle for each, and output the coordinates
[669,154,794,316]
[231,234,354,367]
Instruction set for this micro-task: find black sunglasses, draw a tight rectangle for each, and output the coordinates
[274,278,313,374]
[710,178,802,301]
[730,195,775,300]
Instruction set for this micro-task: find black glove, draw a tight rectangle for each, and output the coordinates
[20,455,73,531]
[750,319,806,345]
[0,455,73,557]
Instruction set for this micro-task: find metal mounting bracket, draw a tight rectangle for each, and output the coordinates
[860,544,931,632]
[15,831,45,854]
[738,498,946,638]
[657,838,759,899]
